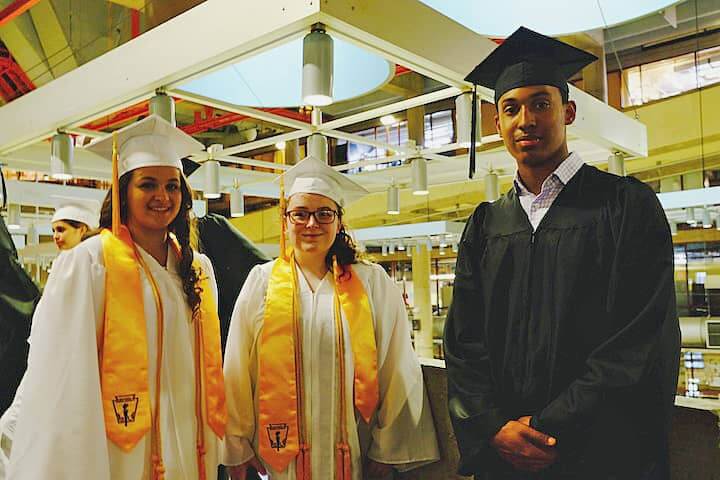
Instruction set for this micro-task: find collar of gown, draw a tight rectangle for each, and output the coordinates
[135,241,181,277]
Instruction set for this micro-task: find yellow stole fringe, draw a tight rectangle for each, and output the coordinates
[258,254,379,478]
[99,227,226,479]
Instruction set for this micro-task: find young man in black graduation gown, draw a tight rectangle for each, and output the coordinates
[443,27,680,480]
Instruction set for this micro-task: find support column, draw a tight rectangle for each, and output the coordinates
[285,139,300,165]
[412,244,433,358]
[406,73,425,148]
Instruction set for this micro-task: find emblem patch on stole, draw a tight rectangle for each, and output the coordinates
[266,423,289,451]
[112,394,140,427]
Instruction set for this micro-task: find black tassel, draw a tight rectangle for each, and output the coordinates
[469,84,478,179]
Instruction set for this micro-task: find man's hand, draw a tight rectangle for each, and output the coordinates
[490,419,557,472]
[227,456,267,480]
[365,460,394,478]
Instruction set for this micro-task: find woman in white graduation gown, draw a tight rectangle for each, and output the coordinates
[0,197,99,478]
[7,115,226,480]
[224,156,439,480]
[50,196,100,250]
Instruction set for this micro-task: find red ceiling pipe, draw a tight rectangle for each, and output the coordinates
[130,9,140,38]
[0,43,35,102]
[395,65,412,76]
[83,102,309,135]
[0,0,41,28]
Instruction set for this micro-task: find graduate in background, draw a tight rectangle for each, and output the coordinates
[7,115,226,480]
[223,156,439,480]
[50,196,100,250]
[0,196,99,478]
[444,27,680,479]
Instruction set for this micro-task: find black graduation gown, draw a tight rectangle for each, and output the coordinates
[444,165,680,479]
[0,214,40,414]
[196,213,269,352]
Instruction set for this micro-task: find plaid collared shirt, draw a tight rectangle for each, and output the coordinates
[514,152,585,231]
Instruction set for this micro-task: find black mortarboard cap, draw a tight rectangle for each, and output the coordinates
[182,157,202,177]
[463,27,597,178]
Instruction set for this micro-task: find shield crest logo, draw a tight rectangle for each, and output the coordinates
[112,394,140,427]
[266,423,289,451]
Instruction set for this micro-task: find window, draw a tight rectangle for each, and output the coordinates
[345,122,407,173]
[424,110,453,148]
[622,46,720,107]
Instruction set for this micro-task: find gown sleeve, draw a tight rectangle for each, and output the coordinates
[443,205,510,474]
[365,264,440,470]
[532,180,680,443]
[6,243,110,480]
[223,264,268,466]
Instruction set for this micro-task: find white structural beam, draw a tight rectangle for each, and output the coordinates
[568,85,648,158]
[323,129,411,155]
[318,0,496,95]
[5,179,106,208]
[222,130,310,156]
[0,0,320,154]
[657,186,720,210]
[213,155,291,172]
[318,0,647,158]
[354,221,466,243]
[170,89,314,131]
[319,87,461,132]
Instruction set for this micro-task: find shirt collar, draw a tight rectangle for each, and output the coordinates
[514,151,584,195]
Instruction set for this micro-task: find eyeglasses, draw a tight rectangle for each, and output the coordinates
[285,209,338,225]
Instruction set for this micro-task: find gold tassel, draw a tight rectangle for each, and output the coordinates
[335,443,351,480]
[278,148,288,261]
[111,131,120,235]
[296,443,311,480]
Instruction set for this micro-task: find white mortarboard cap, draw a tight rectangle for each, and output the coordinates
[51,196,100,229]
[85,115,204,177]
[276,156,369,207]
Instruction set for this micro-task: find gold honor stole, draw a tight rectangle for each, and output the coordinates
[99,227,226,478]
[258,255,379,476]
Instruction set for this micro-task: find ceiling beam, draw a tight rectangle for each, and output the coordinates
[170,89,312,131]
[0,0,320,154]
[319,86,461,132]
[0,0,41,28]
[29,0,78,78]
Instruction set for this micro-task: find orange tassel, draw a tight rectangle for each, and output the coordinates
[296,443,311,480]
[197,443,207,480]
[335,443,352,480]
[111,131,120,235]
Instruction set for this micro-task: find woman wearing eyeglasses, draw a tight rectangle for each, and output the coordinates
[223,156,439,480]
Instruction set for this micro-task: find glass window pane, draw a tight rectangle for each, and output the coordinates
[639,52,697,103]
[696,45,720,88]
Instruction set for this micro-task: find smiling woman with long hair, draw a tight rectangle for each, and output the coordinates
[222,156,439,480]
[7,116,226,480]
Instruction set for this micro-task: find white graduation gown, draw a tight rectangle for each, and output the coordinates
[6,235,221,480]
[223,260,439,480]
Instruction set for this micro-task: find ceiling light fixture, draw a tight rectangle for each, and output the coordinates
[455,91,481,148]
[387,181,400,215]
[608,151,626,176]
[411,157,429,196]
[380,114,397,126]
[485,172,499,201]
[149,91,176,126]
[50,132,73,180]
[230,180,245,218]
[302,24,334,106]
[204,144,222,199]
